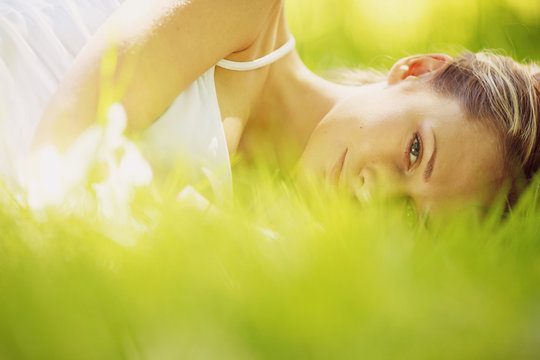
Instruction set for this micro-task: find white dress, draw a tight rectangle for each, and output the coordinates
[0,0,295,204]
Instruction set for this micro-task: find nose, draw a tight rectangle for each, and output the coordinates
[350,164,406,203]
[351,167,374,202]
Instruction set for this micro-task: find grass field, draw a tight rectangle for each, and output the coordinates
[1,0,539,359]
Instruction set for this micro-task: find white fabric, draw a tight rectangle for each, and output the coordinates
[140,66,232,204]
[0,0,293,202]
[0,0,123,185]
[0,0,232,199]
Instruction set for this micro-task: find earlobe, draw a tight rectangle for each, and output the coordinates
[388,54,452,85]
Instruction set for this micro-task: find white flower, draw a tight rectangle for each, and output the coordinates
[18,103,153,230]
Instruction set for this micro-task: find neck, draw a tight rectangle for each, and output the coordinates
[244,50,357,168]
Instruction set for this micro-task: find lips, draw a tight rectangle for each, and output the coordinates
[328,148,348,185]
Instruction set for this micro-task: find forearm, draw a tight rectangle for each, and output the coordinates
[33,23,162,150]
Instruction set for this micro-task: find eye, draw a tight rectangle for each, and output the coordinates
[408,134,422,167]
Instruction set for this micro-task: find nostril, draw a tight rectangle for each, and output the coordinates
[352,167,380,203]
[358,167,374,186]
[349,171,370,202]
[359,175,365,186]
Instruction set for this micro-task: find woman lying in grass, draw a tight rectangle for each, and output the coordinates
[1,0,539,214]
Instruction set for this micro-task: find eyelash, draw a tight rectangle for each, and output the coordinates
[406,132,423,170]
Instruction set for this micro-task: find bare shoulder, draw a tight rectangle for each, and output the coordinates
[107,0,285,125]
[35,0,283,148]
[113,0,282,53]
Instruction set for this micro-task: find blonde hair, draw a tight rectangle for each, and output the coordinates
[429,51,540,204]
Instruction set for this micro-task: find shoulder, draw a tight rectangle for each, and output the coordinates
[117,0,283,52]
[169,0,283,52]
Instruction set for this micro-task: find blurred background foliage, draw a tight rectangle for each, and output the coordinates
[286,0,540,72]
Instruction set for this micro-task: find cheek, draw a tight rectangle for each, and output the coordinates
[300,117,403,181]
[298,112,363,176]
[305,91,396,150]
[299,92,413,177]
[346,116,409,169]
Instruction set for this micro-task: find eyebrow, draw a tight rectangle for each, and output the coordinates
[424,129,437,182]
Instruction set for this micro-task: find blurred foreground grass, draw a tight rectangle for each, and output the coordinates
[0,162,539,359]
[1,0,540,359]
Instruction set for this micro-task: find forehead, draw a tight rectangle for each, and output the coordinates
[405,88,505,206]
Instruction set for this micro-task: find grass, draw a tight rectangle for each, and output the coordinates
[1,0,540,358]
[0,162,539,359]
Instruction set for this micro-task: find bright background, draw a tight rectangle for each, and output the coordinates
[287,0,540,71]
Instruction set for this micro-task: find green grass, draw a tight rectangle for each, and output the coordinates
[0,163,539,359]
[1,0,540,358]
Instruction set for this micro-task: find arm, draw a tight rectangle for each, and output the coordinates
[33,0,279,150]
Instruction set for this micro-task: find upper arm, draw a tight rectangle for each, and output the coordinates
[110,0,279,125]
[35,0,279,148]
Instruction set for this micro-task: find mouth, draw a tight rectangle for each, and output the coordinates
[328,148,348,185]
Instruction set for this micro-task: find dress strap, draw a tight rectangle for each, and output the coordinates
[216,36,296,71]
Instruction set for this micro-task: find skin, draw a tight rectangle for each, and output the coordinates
[298,79,505,213]
[33,0,505,211]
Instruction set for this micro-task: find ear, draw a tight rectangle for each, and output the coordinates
[387,54,453,85]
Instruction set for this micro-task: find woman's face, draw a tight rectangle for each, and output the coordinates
[298,78,505,213]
